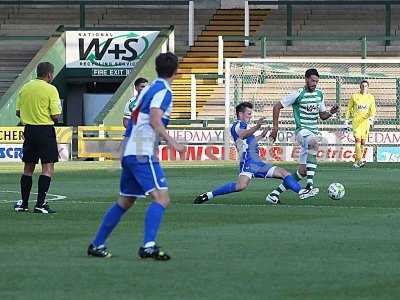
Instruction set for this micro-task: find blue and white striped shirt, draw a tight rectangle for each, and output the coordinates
[230,120,260,162]
[124,78,173,156]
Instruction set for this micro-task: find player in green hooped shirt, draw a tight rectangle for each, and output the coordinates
[122,77,148,128]
[267,68,339,204]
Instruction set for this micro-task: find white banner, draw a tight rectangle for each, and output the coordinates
[269,130,400,145]
[0,144,70,162]
[274,145,374,162]
[0,144,23,162]
[164,129,400,145]
[65,31,159,69]
[167,129,224,143]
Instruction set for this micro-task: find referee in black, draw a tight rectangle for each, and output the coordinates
[14,62,61,213]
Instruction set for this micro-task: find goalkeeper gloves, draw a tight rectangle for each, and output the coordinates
[343,120,351,132]
[340,120,351,135]
[368,118,374,127]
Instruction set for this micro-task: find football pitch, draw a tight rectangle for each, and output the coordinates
[1,161,400,300]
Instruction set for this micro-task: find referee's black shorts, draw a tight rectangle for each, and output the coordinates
[22,125,59,164]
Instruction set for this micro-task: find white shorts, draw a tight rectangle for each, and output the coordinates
[295,129,322,164]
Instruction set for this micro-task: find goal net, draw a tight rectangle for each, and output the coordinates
[224,58,400,162]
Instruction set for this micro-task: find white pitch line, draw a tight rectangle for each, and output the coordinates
[0,190,66,203]
[1,191,398,211]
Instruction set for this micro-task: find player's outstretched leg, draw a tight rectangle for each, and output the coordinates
[138,191,171,261]
[193,176,250,204]
[193,182,236,204]
[266,170,304,204]
[88,198,132,258]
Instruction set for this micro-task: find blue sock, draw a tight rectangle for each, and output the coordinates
[92,202,126,247]
[144,202,165,246]
[283,175,301,193]
[212,182,237,197]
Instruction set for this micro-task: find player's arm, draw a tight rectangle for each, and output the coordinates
[319,95,338,120]
[122,100,131,128]
[50,114,60,123]
[16,90,21,118]
[270,91,298,141]
[238,117,265,139]
[344,95,354,123]
[256,126,271,142]
[271,101,283,137]
[150,108,184,152]
[319,107,338,120]
[368,96,377,126]
[49,87,61,123]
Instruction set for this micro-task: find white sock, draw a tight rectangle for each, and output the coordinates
[144,241,155,248]
[207,192,213,199]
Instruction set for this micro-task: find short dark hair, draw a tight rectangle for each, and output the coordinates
[305,68,319,78]
[37,62,54,78]
[236,101,253,117]
[155,52,178,78]
[360,79,369,86]
[134,77,148,87]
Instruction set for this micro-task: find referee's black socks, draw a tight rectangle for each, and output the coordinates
[20,175,32,207]
[36,175,51,207]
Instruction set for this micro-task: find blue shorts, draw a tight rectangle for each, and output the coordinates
[239,159,276,179]
[120,155,168,198]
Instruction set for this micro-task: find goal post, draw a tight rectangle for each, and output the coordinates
[224,58,400,161]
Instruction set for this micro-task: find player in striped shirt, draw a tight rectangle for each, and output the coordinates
[87,53,183,260]
[267,68,339,204]
[122,77,148,128]
[193,102,316,205]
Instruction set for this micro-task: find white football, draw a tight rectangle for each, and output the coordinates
[327,183,345,200]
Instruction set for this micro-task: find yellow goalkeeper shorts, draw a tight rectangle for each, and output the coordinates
[352,122,369,140]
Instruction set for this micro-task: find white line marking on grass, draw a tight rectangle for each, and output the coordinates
[0,190,66,203]
[1,191,397,211]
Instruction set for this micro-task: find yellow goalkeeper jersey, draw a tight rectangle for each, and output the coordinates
[345,92,376,125]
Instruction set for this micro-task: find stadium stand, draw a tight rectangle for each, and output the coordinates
[0,3,214,100]
[1,2,399,122]
[244,5,400,57]
[172,8,270,118]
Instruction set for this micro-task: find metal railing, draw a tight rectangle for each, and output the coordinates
[246,1,400,46]
[218,35,400,80]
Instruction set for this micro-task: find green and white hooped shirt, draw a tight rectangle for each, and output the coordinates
[281,88,326,134]
[123,96,138,119]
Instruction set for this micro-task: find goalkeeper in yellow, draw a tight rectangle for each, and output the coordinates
[344,80,376,168]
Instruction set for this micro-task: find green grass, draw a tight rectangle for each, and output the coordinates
[1,161,400,300]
